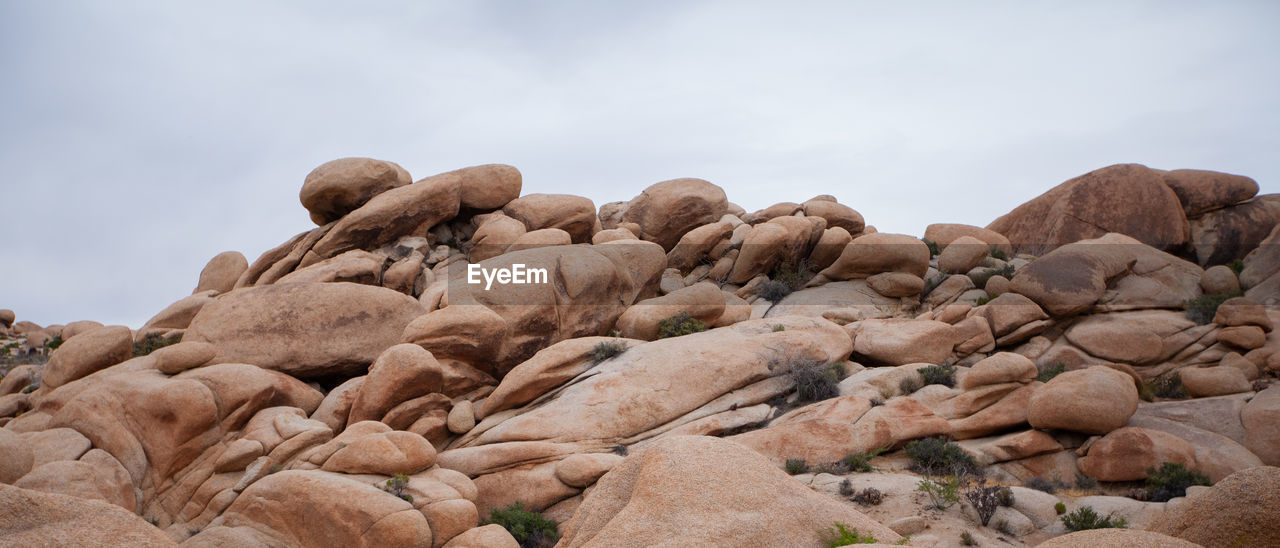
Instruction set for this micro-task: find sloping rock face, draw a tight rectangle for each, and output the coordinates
[1148,466,1280,548]
[988,163,1189,255]
[557,436,900,547]
[0,483,176,547]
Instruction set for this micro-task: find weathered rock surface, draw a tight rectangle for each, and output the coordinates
[0,483,175,547]
[300,157,413,225]
[1148,465,1280,548]
[194,251,248,294]
[1028,366,1137,434]
[621,178,728,250]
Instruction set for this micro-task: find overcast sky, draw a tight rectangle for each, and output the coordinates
[1,1,1277,328]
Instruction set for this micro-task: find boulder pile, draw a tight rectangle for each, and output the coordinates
[2,159,1277,546]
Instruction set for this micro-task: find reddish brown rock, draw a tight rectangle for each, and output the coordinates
[1027,366,1137,434]
[1148,466,1280,548]
[194,251,249,294]
[622,179,728,250]
[0,483,175,547]
[1179,366,1251,397]
[503,193,597,243]
[42,325,134,390]
[1159,168,1259,217]
[1077,427,1197,481]
[300,157,412,225]
[816,232,930,281]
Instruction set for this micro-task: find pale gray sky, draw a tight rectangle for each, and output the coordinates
[1,1,1277,328]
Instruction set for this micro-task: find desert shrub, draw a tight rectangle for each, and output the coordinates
[133,332,181,357]
[1183,290,1241,324]
[609,444,628,456]
[1227,259,1245,274]
[45,335,64,352]
[1024,476,1061,494]
[851,487,883,506]
[1054,502,1066,515]
[919,364,957,388]
[821,522,877,546]
[379,473,413,503]
[757,279,794,302]
[1144,462,1210,502]
[965,481,1002,526]
[898,375,924,395]
[839,478,854,497]
[1148,374,1188,400]
[994,519,1017,536]
[995,263,1016,279]
[790,360,843,403]
[922,238,941,257]
[843,447,889,473]
[1061,506,1127,531]
[772,324,786,332]
[589,340,627,364]
[996,486,1015,507]
[905,437,977,476]
[917,475,961,510]
[960,531,978,546]
[769,258,811,292]
[1075,472,1098,490]
[1036,362,1066,383]
[483,502,559,548]
[990,246,1009,261]
[656,312,707,339]
[975,295,992,305]
[785,458,810,475]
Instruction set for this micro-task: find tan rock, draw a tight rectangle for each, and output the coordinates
[621,178,728,250]
[960,352,1036,389]
[1148,465,1280,547]
[727,216,812,284]
[801,199,863,234]
[808,226,853,270]
[503,193,597,243]
[15,448,137,510]
[504,227,572,253]
[185,282,426,378]
[310,377,365,432]
[300,157,412,225]
[1028,366,1137,434]
[866,272,924,297]
[401,305,507,374]
[614,282,725,340]
[0,483,174,547]
[194,250,249,294]
[938,235,989,274]
[457,164,521,211]
[477,336,641,419]
[974,292,1048,338]
[0,365,36,396]
[554,453,624,488]
[851,319,956,366]
[1187,193,1280,266]
[1127,413,1262,482]
[447,400,475,434]
[590,227,637,245]
[923,223,1012,252]
[1243,386,1280,465]
[469,213,528,262]
[152,341,218,374]
[0,428,33,484]
[441,524,519,548]
[348,344,444,425]
[322,430,437,475]
[1062,310,1183,365]
[1200,264,1240,294]
[1077,426,1197,481]
[1038,529,1198,548]
[816,232,930,281]
[956,430,1062,465]
[1212,296,1272,331]
[0,309,13,329]
[1179,366,1250,397]
[1218,325,1266,350]
[42,325,133,389]
[988,163,1189,255]
[277,249,384,285]
[557,436,901,547]
[665,220,734,271]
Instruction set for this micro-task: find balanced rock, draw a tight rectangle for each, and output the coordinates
[1159,168,1259,217]
[1027,366,1137,434]
[503,193,598,243]
[816,232,930,281]
[194,251,248,294]
[1076,426,1197,481]
[851,319,955,366]
[41,325,133,390]
[300,157,412,225]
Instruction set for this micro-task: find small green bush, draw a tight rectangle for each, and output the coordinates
[589,340,627,364]
[922,238,941,257]
[483,502,558,548]
[757,279,794,302]
[785,458,810,475]
[905,437,977,476]
[1227,259,1245,274]
[842,447,889,473]
[656,312,707,339]
[990,246,1009,261]
[1061,506,1127,531]
[790,360,843,402]
[919,364,956,388]
[772,324,786,332]
[1025,476,1061,494]
[1036,362,1066,383]
[960,531,978,546]
[1183,291,1242,324]
[917,475,961,510]
[898,375,924,394]
[133,332,182,357]
[45,335,64,352]
[1054,502,1066,515]
[379,473,413,503]
[821,522,877,546]
[1145,462,1210,502]
[1075,472,1098,490]
[851,487,883,506]
[975,295,992,305]
[1148,374,1188,400]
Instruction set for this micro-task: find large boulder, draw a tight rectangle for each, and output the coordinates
[614,282,725,340]
[502,193,598,243]
[276,249,384,286]
[142,291,217,331]
[0,483,175,547]
[184,282,426,378]
[988,163,1189,255]
[193,250,248,294]
[621,178,728,250]
[347,344,444,425]
[557,436,900,546]
[938,235,989,274]
[300,157,413,225]
[1027,366,1138,434]
[923,223,1012,252]
[815,232,930,281]
[1076,427,1197,481]
[41,325,134,390]
[802,198,864,234]
[1187,196,1280,266]
[850,319,955,366]
[457,164,522,211]
[1038,529,1198,548]
[1243,385,1280,465]
[1061,310,1196,365]
[1148,466,1280,548]
[1159,168,1259,218]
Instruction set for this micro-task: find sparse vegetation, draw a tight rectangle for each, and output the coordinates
[1183,290,1242,324]
[772,324,786,332]
[133,332,181,357]
[821,522,877,546]
[990,246,1009,261]
[609,444,628,456]
[1061,506,1127,531]
[483,502,559,548]
[1036,362,1066,383]
[919,364,957,388]
[656,312,707,339]
[965,480,1002,526]
[842,447,889,473]
[917,475,961,510]
[21,383,38,394]
[922,238,941,257]
[975,295,992,305]
[769,258,811,290]
[785,458,810,475]
[960,531,978,546]
[1024,476,1062,494]
[1054,502,1066,515]
[905,437,977,476]
[589,340,627,364]
[1148,374,1188,400]
[790,360,844,402]
[839,478,854,497]
[1227,259,1245,274]
[851,487,883,506]
[757,279,795,302]
[1144,462,1210,502]
[922,274,944,298]
[994,519,1017,536]
[379,473,413,503]
[1075,472,1098,490]
[996,486,1015,507]
[45,335,64,352]
[898,375,924,394]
